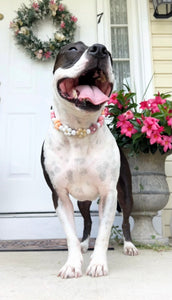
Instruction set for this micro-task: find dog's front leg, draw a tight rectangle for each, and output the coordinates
[86,189,117,277]
[56,196,83,279]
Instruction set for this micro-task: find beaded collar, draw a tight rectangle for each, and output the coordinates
[50,107,105,138]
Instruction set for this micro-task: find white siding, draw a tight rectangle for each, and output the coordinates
[149,0,172,237]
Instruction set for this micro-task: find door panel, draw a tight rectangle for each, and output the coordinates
[0,0,54,212]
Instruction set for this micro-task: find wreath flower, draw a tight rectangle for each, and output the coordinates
[10,0,77,61]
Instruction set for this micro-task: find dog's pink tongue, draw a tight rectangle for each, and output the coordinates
[76,85,109,105]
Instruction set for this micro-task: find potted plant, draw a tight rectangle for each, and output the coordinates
[105,87,172,244]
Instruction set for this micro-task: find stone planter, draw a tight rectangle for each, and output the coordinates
[170,215,172,243]
[124,150,170,245]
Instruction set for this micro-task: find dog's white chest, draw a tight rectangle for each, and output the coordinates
[64,157,100,200]
[44,126,119,201]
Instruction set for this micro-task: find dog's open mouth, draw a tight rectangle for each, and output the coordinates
[58,69,112,110]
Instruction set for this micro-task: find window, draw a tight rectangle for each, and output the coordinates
[97,0,153,99]
[110,0,130,90]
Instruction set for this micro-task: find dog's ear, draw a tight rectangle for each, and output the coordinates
[53,44,68,73]
[53,52,61,74]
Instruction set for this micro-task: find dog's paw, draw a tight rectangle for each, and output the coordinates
[80,237,89,253]
[86,262,108,277]
[123,241,139,256]
[58,252,83,279]
[58,262,82,279]
[86,254,108,277]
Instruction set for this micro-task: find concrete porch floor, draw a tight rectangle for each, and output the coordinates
[0,246,172,300]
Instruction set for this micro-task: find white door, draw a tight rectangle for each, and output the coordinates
[0,0,103,239]
[0,0,54,214]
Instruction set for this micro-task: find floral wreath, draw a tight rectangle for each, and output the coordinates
[10,0,77,61]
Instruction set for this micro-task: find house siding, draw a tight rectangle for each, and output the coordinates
[149,0,172,237]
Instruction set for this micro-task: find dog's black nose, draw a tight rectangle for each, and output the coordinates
[88,44,108,58]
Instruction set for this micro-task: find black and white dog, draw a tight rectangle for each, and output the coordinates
[41,41,138,279]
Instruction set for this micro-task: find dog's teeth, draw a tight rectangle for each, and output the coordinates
[95,72,107,84]
[72,89,78,99]
[93,71,99,78]
[99,72,107,83]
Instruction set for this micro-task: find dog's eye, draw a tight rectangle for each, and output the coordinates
[68,47,77,52]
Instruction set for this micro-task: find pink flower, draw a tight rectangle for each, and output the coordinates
[50,0,55,4]
[71,16,78,23]
[108,98,116,105]
[116,114,128,128]
[108,93,118,103]
[32,2,39,10]
[147,95,166,114]
[60,21,65,28]
[154,94,166,105]
[157,126,164,133]
[136,118,142,125]
[149,131,162,145]
[148,95,166,106]
[58,4,64,11]
[116,100,123,109]
[44,51,51,59]
[123,110,134,120]
[141,117,159,137]
[121,122,137,138]
[106,88,172,153]
[160,135,172,152]
[148,101,160,113]
[108,93,122,109]
[140,100,149,110]
[167,117,172,127]
[103,107,110,117]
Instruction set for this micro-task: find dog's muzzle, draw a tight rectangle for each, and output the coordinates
[57,44,113,111]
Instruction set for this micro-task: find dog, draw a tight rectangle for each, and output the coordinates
[41,41,138,279]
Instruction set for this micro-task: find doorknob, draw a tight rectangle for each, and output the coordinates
[0,13,4,20]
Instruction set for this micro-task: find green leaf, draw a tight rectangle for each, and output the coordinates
[164,126,172,135]
[140,184,144,191]
[152,112,164,119]
[132,132,143,142]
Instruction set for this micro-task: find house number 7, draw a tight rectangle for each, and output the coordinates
[97,12,104,24]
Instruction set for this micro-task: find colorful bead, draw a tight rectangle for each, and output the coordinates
[98,115,105,126]
[51,108,104,138]
[59,125,63,131]
[89,124,98,134]
[76,128,87,138]
[51,111,56,119]
[71,130,76,135]
[54,120,62,130]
